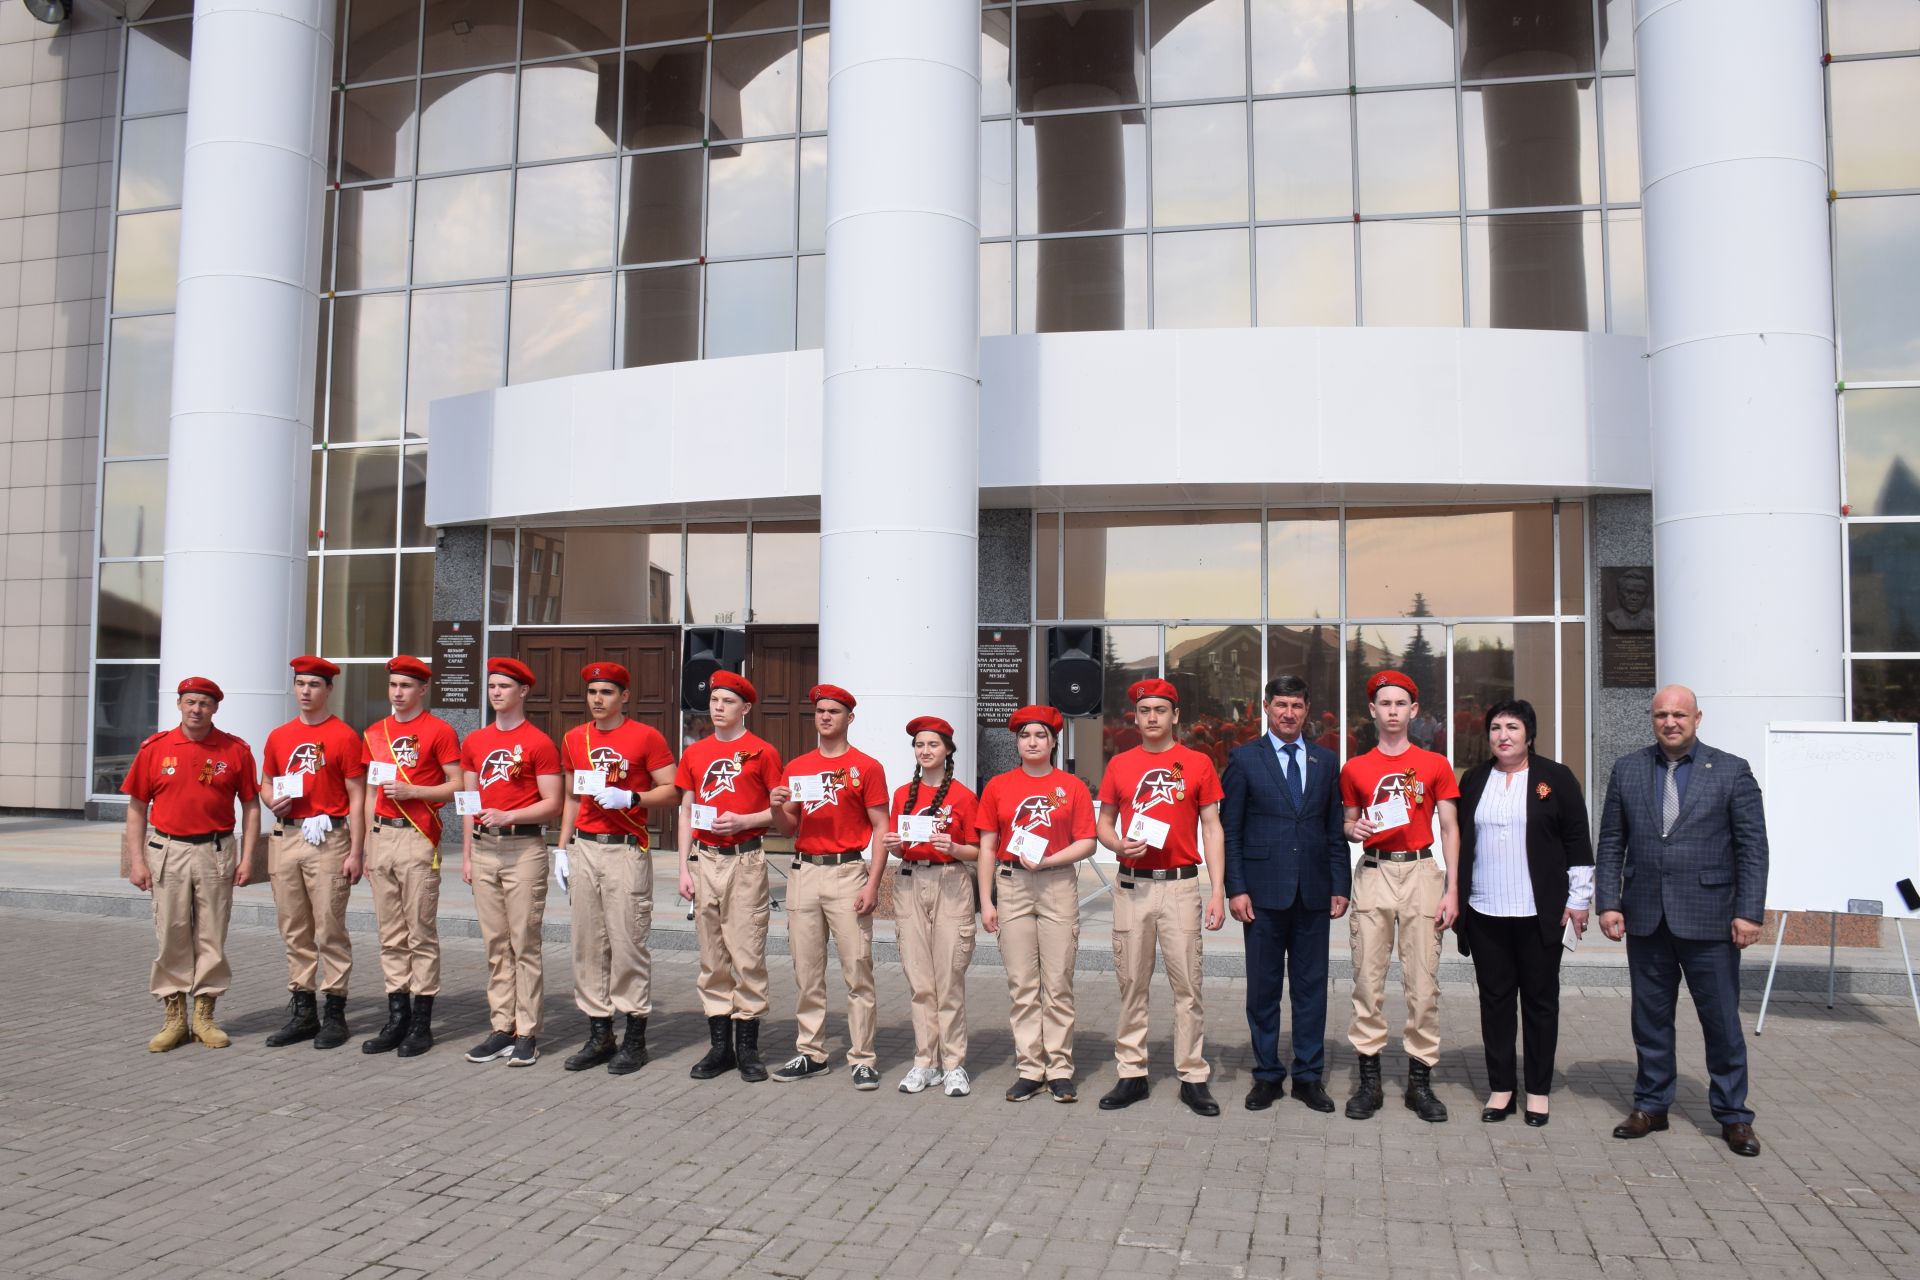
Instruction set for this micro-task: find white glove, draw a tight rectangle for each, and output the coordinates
[594,787,633,810]
[300,814,332,846]
[552,846,570,895]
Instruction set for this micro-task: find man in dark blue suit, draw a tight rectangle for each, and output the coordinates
[1222,676,1351,1112]
[1597,684,1769,1157]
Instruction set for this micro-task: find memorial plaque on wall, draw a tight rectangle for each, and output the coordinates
[977,627,1029,727]
[1600,566,1655,688]
[432,620,483,709]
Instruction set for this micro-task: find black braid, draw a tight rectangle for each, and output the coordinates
[906,734,957,828]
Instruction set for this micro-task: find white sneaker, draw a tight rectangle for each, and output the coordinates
[897,1065,941,1094]
[942,1065,971,1097]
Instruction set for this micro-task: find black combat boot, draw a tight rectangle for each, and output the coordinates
[607,1015,649,1075]
[1404,1059,1449,1123]
[265,990,319,1047]
[565,1017,616,1071]
[396,995,435,1057]
[735,1018,767,1082]
[689,1014,736,1079]
[1345,1053,1384,1120]
[361,992,412,1054]
[312,993,350,1050]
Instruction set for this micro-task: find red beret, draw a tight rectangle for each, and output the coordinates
[1008,704,1063,735]
[581,661,629,689]
[177,676,223,703]
[387,655,432,683]
[810,683,856,710]
[1128,678,1178,706]
[290,655,339,681]
[1367,670,1418,701]
[906,716,955,740]
[488,656,537,688]
[710,670,757,704]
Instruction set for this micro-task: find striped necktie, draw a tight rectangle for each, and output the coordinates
[1661,759,1681,836]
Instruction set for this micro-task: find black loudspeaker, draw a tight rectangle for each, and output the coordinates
[682,628,746,712]
[1047,627,1104,717]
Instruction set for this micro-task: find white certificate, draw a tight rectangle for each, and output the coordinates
[1007,828,1048,866]
[1126,812,1171,849]
[367,761,398,786]
[689,803,718,830]
[572,769,607,796]
[1367,796,1410,832]
[898,815,937,844]
[790,774,828,804]
[454,790,481,816]
[272,773,305,801]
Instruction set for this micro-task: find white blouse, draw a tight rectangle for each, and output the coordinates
[1469,767,1597,918]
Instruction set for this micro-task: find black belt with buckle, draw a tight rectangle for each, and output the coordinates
[898,860,960,877]
[693,838,762,857]
[578,831,641,847]
[1119,865,1199,882]
[1362,847,1433,865]
[374,816,412,829]
[152,828,229,845]
[794,850,864,866]
[478,824,544,838]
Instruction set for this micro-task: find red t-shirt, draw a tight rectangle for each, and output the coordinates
[976,767,1096,863]
[1097,743,1224,871]
[122,725,261,837]
[889,778,979,864]
[262,715,366,820]
[1338,744,1460,854]
[461,720,562,816]
[364,713,462,821]
[675,730,782,847]
[562,718,675,842]
[785,746,888,855]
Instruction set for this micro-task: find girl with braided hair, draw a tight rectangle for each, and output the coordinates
[884,716,980,1097]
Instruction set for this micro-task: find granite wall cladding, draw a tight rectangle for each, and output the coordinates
[976,508,1031,786]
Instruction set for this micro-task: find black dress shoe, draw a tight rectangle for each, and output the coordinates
[1612,1109,1669,1139]
[1721,1122,1761,1157]
[1524,1109,1550,1128]
[1291,1079,1335,1113]
[1481,1095,1517,1123]
[1098,1076,1150,1110]
[1245,1079,1283,1110]
[1179,1082,1220,1117]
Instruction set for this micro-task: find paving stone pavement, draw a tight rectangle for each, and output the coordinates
[1,906,1917,1280]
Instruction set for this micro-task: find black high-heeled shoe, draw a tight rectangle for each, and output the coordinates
[1481,1095,1517,1123]
[1523,1102,1550,1128]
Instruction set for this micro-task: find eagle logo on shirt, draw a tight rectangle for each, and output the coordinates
[477,747,523,788]
[287,742,325,776]
[390,735,419,769]
[1012,795,1056,833]
[802,768,850,816]
[587,746,628,782]
[1369,768,1426,808]
[1131,764,1186,811]
[702,758,741,799]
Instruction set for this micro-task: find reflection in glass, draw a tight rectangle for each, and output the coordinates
[1458,1,1593,79]
[624,43,708,149]
[1828,0,1920,56]
[1558,501,1585,614]
[1250,0,1348,93]
[333,664,397,734]
[418,70,515,173]
[1601,76,1638,202]
[628,0,705,44]
[1153,228,1250,329]
[705,257,795,357]
[523,0,620,56]
[1017,111,1146,235]
[981,241,1014,338]
[489,528,514,624]
[1835,195,1920,382]
[1360,218,1461,326]
[334,184,411,291]
[711,32,799,141]
[799,137,826,253]
[620,264,700,365]
[751,521,820,622]
[93,663,162,792]
[1167,625,1265,767]
[324,445,401,550]
[708,139,796,257]
[1599,0,1635,70]
[322,553,398,659]
[1035,511,1060,619]
[685,523,748,624]
[347,0,419,82]
[1561,621,1585,785]
[401,446,429,547]
[412,171,511,284]
[118,114,187,209]
[1352,0,1454,87]
[96,564,162,656]
[520,526,681,624]
[422,0,519,73]
[715,0,798,34]
[125,22,193,115]
[1849,523,1920,651]
[1462,80,1598,210]
[1347,505,1556,618]
[518,56,619,162]
[1017,234,1148,332]
[1015,0,1146,113]
[981,120,1013,239]
[1052,622,1156,796]
[1253,95,1352,220]
[339,82,417,183]
[1266,623,1343,735]
[1831,58,1920,191]
[1344,623,1430,753]
[406,282,507,435]
[1257,223,1355,326]
[1845,389,1920,517]
[1357,89,1458,213]
[398,553,435,655]
[112,210,181,312]
[1452,622,1557,775]
[1268,508,1339,618]
[514,159,617,273]
[797,254,823,349]
[99,461,167,559]
[329,293,407,442]
[1150,0,1246,103]
[510,274,614,383]
[105,316,173,457]
[1852,658,1920,724]
[1606,208,1643,335]
[1467,212,1602,332]
[801,29,829,131]
[982,10,1013,115]
[1151,103,1248,226]
[1063,509,1260,620]
[620,148,704,264]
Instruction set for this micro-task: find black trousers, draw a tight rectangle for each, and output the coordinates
[1464,905,1562,1096]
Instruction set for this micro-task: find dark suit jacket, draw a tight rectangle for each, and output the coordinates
[1221,734,1349,911]
[1454,753,1593,955]
[1595,740,1769,940]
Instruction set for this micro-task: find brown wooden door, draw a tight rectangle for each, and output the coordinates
[746,626,818,770]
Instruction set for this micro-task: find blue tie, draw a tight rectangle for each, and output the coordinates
[1283,742,1303,804]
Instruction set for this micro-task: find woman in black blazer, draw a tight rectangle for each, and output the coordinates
[1454,699,1593,1127]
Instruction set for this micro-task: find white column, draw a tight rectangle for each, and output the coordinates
[819,0,981,789]
[1637,0,1845,769]
[159,0,334,757]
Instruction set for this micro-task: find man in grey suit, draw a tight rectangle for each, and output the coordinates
[1597,685,1768,1157]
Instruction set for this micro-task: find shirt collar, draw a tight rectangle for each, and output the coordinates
[1268,731,1302,754]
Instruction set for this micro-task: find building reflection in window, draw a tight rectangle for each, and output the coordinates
[519,526,680,625]
[1844,389,1920,518]
[1062,509,1261,620]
